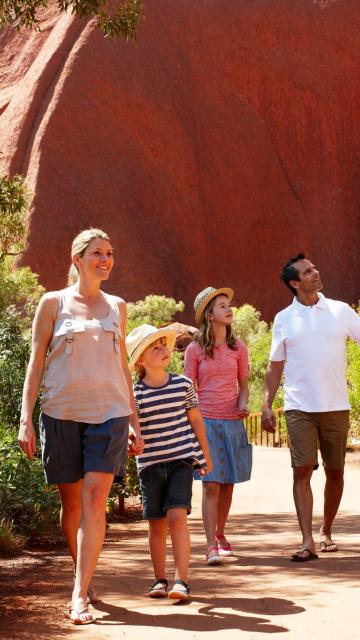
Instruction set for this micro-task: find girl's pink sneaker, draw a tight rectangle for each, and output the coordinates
[216,535,234,557]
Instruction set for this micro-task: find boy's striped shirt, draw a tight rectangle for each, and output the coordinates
[134,373,206,471]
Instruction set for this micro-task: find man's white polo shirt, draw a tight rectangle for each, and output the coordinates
[270,293,360,412]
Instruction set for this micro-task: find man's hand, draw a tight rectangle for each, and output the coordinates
[261,406,276,433]
[18,420,36,459]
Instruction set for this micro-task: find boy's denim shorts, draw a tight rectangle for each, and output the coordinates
[39,412,130,484]
[139,458,194,520]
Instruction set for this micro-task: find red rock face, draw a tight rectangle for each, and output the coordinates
[1,0,360,321]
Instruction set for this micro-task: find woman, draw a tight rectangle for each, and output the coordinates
[184,286,252,565]
[18,228,143,624]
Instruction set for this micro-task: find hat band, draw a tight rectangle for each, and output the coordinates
[195,290,214,312]
[129,333,155,360]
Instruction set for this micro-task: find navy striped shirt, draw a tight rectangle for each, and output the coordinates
[134,373,206,471]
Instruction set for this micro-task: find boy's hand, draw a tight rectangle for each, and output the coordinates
[199,457,213,475]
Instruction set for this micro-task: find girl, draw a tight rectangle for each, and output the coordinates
[184,286,252,565]
[18,228,143,624]
[126,323,212,600]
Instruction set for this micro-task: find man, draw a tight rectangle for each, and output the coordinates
[261,253,360,562]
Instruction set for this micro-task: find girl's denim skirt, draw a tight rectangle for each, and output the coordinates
[195,417,252,484]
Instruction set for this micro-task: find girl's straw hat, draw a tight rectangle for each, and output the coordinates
[126,324,177,371]
[194,286,234,324]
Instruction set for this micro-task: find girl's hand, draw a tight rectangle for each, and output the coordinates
[18,420,37,460]
[237,405,249,420]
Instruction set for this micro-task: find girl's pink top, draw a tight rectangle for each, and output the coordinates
[184,339,249,419]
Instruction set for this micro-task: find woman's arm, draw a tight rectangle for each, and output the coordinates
[18,294,58,459]
[186,406,213,475]
[118,301,144,455]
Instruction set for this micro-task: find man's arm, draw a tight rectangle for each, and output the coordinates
[261,360,285,433]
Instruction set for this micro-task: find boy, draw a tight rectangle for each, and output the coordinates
[126,324,212,600]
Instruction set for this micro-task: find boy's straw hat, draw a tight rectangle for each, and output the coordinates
[194,286,234,324]
[126,324,177,371]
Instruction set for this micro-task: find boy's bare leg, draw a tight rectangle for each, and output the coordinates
[168,508,190,583]
[149,517,168,579]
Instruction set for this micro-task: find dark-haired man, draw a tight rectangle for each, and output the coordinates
[261,253,360,561]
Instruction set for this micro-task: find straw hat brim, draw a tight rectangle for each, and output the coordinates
[195,287,234,324]
[128,328,177,371]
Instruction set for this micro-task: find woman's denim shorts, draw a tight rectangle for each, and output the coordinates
[39,412,130,484]
[139,458,194,520]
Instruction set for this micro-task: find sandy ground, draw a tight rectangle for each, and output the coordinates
[1,446,359,640]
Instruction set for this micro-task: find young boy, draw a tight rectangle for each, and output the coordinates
[126,324,212,600]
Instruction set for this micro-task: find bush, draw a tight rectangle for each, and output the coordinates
[0,424,61,543]
[0,519,26,555]
[127,295,184,332]
[232,304,283,412]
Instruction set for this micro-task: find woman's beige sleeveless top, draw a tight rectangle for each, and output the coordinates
[41,288,131,423]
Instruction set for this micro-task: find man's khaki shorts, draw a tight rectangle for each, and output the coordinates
[285,410,349,470]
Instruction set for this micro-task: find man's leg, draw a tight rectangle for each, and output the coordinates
[318,410,349,550]
[319,468,344,547]
[293,464,316,557]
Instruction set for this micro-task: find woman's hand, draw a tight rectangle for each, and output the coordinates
[128,426,144,456]
[18,419,37,459]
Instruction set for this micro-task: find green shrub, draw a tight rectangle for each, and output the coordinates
[127,295,184,332]
[0,519,26,555]
[0,424,61,540]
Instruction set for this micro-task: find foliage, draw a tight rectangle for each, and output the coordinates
[0,518,26,555]
[0,257,44,321]
[0,174,28,263]
[0,424,61,542]
[232,304,283,412]
[347,305,360,440]
[0,306,35,427]
[127,295,185,333]
[0,0,142,39]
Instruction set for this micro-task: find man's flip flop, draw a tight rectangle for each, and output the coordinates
[320,537,338,553]
[290,548,319,562]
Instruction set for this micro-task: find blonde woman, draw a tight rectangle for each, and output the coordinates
[18,228,143,624]
[184,287,252,565]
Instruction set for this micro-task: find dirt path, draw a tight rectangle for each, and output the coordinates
[1,447,360,639]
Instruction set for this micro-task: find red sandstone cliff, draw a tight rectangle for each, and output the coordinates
[1,0,359,320]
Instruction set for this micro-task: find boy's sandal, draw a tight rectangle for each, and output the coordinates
[205,546,221,565]
[148,578,168,598]
[64,602,96,625]
[215,534,234,557]
[168,580,191,600]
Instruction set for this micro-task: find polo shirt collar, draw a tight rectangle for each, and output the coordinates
[291,292,328,315]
